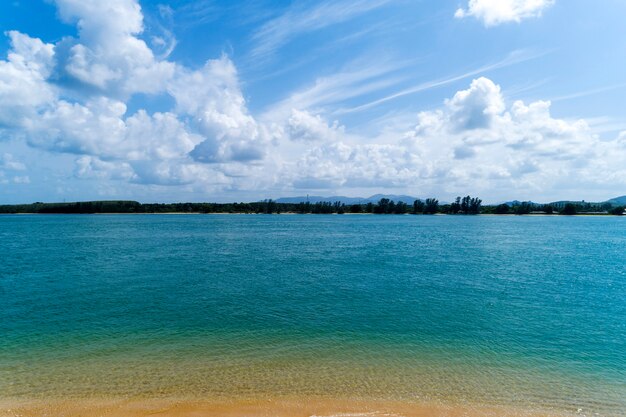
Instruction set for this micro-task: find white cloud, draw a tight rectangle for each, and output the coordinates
[0,153,26,171]
[169,56,268,163]
[74,156,135,181]
[455,0,554,26]
[2,0,625,202]
[338,50,542,114]
[25,97,208,184]
[250,0,391,62]
[27,98,128,156]
[0,0,270,187]
[287,110,344,142]
[445,77,505,131]
[261,56,411,135]
[290,139,423,192]
[12,175,30,184]
[397,77,617,195]
[0,31,56,127]
[53,0,175,96]
[282,77,626,200]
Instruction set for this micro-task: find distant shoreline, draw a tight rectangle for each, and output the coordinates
[0,212,620,216]
[0,199,623,216]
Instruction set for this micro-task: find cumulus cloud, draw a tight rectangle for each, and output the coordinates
[168,57,269,164]
[18,95,212,189]
[309,142,419,188]
[0,154,30,184]
[0,153,26,171]
[399,77,621,194]
[0,0,270,187]
[455,0,554,26]
[27,98,128,156]
[12,175,30,184]
[0,31,56,127]
[75,156,135,181]
[53,0,175,96]
[445,77,505,130]
[287,109,344,142]
[287,76,626,199]
[2,0,625,202]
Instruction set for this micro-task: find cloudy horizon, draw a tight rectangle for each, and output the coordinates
[1,0,626,204]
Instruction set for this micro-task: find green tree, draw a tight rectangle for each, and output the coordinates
[374,198,390,214]
[460,196,470,213]
[265,199,277,214]
[333,201,346,214]
[412,200,425,214]
[468,196,482,214]
[514,202,532,215]
[349,204,362,213]
[560,203,577,215]
[494,204,509,214]
[450,197,461,214]
[394,201,408,214]
[423,198,439,214]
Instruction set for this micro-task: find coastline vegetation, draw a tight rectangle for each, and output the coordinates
[0,198,624,215]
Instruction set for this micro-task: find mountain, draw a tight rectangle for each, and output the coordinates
[549,196,623,207]
[544,195,625,207]
[502,200,539,207]
[275,194,626,206]
[606,195,626,206]
[274,194,421,205]
[274,195,364,204]
[364,194,420,204]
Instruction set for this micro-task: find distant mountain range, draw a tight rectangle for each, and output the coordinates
[275,194,626,207]
[532,195,626,207]
[496,195,626,207]
[274,194,420,205]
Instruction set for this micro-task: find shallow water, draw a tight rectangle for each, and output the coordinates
[1,215,624,415]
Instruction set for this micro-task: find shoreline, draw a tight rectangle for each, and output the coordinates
[0,212,620,216]
[0,396,580,417]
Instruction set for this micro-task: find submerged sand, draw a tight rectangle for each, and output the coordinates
[0,397,579,417]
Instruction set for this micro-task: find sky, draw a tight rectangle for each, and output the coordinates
[1,0,626,204]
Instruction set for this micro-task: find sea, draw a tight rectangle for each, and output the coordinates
[0,214,624,415]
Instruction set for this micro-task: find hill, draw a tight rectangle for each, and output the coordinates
[606,195,626,206]
[274,195,364,205]
[275,194,420,205]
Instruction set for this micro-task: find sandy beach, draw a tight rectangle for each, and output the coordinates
[0,397,578,417]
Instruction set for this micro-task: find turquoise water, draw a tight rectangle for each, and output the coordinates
[1,215,625,415]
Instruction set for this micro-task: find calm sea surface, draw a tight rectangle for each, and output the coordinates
[0,215,624,415]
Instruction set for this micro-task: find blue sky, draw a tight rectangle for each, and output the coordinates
[1,0,626,203]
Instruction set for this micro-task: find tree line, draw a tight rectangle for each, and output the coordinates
[0,198,445,215]
[0,198,623,215]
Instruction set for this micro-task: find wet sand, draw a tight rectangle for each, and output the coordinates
[0,397,577,417]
